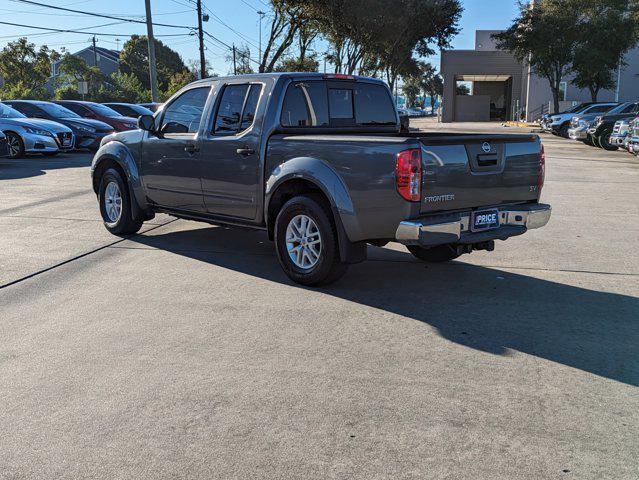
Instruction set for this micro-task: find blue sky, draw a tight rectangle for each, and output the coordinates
[0,0,521,75]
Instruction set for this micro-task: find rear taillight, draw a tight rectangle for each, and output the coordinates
[538,142,546,192]
[396,148,422,202]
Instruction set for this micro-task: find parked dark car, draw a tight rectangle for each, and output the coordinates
[103,103,154,118]
[586,102,639,150]
[0,130,9,158]
[138,102,163,112]
[54,100,138,132]
[91,73,550,286]
[4,100,113,152]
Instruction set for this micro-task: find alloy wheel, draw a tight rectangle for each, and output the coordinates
[7,134,21,158]
[104,181,123,224]
[285,214,322,269]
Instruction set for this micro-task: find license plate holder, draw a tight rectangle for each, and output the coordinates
[471,209,500,232]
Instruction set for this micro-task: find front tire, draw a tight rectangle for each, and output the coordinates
[98,168,143,235]
[598,129,618,151]
[558,124,569,138]
[407,244,461,263]
[6,132,25,158]
[274,195,348,286]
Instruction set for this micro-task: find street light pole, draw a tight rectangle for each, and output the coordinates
[257,10,265,71]
[144,0,159,102]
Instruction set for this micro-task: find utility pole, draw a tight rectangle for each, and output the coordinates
[144,0,159,102]
[232,44,237,75]
[196,0,206,79]
[92,36,98,67]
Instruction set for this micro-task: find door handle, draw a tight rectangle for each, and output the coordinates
[236,148,255,156]
[184,144,200,154]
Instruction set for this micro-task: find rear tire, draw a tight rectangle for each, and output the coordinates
[407,244,461,263]
[98,168,143,235]
[274,195,348,286]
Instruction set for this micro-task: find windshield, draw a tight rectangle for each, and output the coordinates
[90,103,122,117]
[0,103,26,119]
[39,103,81,118]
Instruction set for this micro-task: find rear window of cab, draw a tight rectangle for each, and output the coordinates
[280,81,396,128]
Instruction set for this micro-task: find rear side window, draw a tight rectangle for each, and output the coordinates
[354,84,396,125]
[161,87,209,135]
[280,81,396,128]
[280,82,329,127]
[587,105,614,113]
[213,84,262,134]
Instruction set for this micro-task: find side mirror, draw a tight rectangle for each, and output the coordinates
[138,114,155,132]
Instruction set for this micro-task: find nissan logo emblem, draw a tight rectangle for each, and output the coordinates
[481,142,491,153]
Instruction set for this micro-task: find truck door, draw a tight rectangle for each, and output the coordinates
[199,83,262,219]
[141,86,210,212]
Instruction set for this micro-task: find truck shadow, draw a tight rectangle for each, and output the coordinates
[131,224,639,387]
[0,152,91,181]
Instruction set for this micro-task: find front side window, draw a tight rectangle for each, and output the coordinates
[39,103,80,118]
[161,87,210,135]
[280,81,329,127]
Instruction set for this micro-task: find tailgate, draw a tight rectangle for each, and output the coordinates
[419,134,542,213]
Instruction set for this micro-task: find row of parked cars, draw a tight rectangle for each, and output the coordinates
[0,100,162,159]
[540,101,639,155]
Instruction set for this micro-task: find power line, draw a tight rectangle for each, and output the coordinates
[0,21,194,38]
[201,2,260,49]
[11,0,196,30]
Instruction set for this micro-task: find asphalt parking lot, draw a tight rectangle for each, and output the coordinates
[1,120,638,479]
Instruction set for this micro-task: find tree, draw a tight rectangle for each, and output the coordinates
[455,83,470,95]
[275,55,319,72]
[296,0,462,91]
[120,35,188,91]
[493,0,580,114]
[55,53,104,98]
[420,62,443,113]
[570,0,639,101]
[163,70,196,100]
[258,0,308,72]
[402,76,422,107]
[0,38,59,99]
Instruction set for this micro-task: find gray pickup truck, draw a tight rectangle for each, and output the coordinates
[91,73,550,285]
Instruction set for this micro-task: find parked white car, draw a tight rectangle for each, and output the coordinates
[0,103,74,158]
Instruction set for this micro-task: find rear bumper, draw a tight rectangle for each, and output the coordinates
[395,203,552,247]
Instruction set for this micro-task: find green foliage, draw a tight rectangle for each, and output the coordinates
[493,0,579,113]
[275,55,319,72]
[54,53,104,98]
[402,76,421,107]
[0,38,58,99]
[162,71,197,100]
[570,0,639,101]
[93,72,152,103]
[293,0,462,89]
[119,35,188,91]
